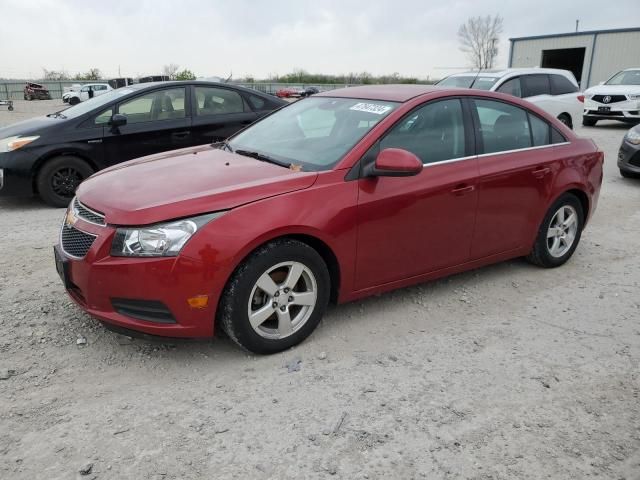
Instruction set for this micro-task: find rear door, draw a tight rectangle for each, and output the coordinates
[102,86,192,165]
[469,98,567,259]
[190,85,258,145]
[355,98,479,290]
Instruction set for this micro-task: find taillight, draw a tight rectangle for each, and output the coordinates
[577,95,585,103]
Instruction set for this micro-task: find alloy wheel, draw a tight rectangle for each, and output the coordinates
[247,261,318,340]
[546,205,578,258]
[51,167,83,198]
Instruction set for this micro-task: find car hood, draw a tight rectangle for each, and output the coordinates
[0,116,61,138]
[76,145,319,225]
[585,85,640,95]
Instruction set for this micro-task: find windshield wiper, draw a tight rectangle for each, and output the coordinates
[234,149,287,167]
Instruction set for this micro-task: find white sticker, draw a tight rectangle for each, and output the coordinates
[349,102,392,115]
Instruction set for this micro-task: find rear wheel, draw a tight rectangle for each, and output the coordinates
[219,239,330,354]
[36,156,94,207]
[526,193,584,268]
[582,116,597,127]
[557,113,572,129]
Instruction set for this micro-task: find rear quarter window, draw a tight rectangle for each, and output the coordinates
[549,75,578,95]
[522,75,551,97]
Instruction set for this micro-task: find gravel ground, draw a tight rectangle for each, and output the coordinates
[1,100,639,479]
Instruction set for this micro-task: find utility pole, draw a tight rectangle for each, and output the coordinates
[575,19,579,32]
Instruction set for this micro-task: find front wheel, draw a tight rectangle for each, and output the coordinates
[526,193,584,268]
[69,96,80,105]
[582,116,597,127]
[557,114,572,129]
[36,156,94,207]
[219,239,331,354]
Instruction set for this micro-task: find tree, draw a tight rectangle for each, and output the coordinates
[458,15,503,69]
[163,63,179,80]
[42,68,70,80]
[175,69,196,81]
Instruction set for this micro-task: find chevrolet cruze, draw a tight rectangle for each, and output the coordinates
[54,85,603,354]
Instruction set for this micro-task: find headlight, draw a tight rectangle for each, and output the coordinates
[0,135,40,153]
[628,94,640,101]
[625,129,640,145]
[111,212,225,257]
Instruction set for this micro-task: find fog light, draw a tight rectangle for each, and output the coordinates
[187,295,209,309]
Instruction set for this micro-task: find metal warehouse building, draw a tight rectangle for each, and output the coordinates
[508,27,640,88]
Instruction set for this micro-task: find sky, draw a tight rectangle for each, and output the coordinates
[1,0,639,81]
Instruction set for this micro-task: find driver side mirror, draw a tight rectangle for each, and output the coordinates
[364,148,423,177]
[109,113,127,129]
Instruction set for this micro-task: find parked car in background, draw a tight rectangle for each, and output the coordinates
[437,68,584,128]
[23,82,51,100]
[618,123,640,178]
[54,85,603,354]
[63,83,113,105]
[301,86,320,97]
[583,68,640,126]
[139,75,170,83]
[0,81,286,207]
[276,87,304,98]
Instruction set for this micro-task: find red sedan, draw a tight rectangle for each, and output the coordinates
[55,85,603,354]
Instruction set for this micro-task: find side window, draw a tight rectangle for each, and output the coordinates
[195,87,245,116]
[380,99,466,164]
[528,114,550,146]
[94,107,113,125]
[522,74,550,97]
[549,75,578,95]
[247,94,266,110]
[474,99,531,153]
[118,88,186,123]
[81,86,89,92]
[496,77,522,97]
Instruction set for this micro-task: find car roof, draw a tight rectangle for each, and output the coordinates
[315,84,444,102]
[124,80,281,100]
[446,68,575,78]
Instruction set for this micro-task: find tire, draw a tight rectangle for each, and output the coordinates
[557,114,572,129]
[36,156,94,208]
[526,193,584,268]
[26,94,32,101]
[69,96,80,106]
[620,168,640,179]
[8,105,13,111]
[582,116,597,127]
[23,94,27,100]
[219,239,331,354]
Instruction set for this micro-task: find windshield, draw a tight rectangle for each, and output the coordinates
[58,88,135,119]
[228,97,399,171]
[438,75,499,90]
[605,70,640,86]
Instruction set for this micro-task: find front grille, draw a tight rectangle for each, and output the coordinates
[61,225,96,258]
[592,95,627,104]
[111,298,177,323]
[74,197,106,226]
[588,110,623,116]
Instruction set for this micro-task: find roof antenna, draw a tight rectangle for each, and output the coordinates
[470,67,482,88]
[224,71,232,83]
[575,19,579,32]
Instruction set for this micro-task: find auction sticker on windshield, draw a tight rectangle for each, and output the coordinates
[349,103,392,115]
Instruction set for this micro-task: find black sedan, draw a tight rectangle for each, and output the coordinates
[618,123,640,178]
[0,81,286,207]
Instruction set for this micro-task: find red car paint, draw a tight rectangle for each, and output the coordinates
[58,85,603,338]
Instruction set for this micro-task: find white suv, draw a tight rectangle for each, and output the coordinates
[583,68,640,126]
[438,68,584,129]
[62,83,112,105]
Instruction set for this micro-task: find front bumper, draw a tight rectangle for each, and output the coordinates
[617,139,640,174]
[55,218,222,338]
[584,99,640,122]
[0,150,38,196]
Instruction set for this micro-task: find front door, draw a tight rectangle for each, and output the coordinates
[190,85,258,145]
[355,98,478,290]
[102,86,192,165]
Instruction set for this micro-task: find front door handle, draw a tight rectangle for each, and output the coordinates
[532,166,551,178]
[172,130,191,139]
[451,184,475,196]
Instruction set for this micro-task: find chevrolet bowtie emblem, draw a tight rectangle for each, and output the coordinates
[66,209,78,226]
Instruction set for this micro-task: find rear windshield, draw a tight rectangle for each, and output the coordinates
[438,75,500,90]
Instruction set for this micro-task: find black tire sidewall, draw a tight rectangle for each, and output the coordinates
[534,194,584,267]
[37,156,94,208]
[220,240,331,354]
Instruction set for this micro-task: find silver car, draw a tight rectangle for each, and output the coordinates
[618,124,640,178]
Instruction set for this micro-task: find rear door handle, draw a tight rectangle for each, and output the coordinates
[532,166,551,178]
[172,130,191,139]
[451,184,475,196]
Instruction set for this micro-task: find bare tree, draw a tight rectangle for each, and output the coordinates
[458,15,503,70]
[162,63,179,80]
[42,68,70,80]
